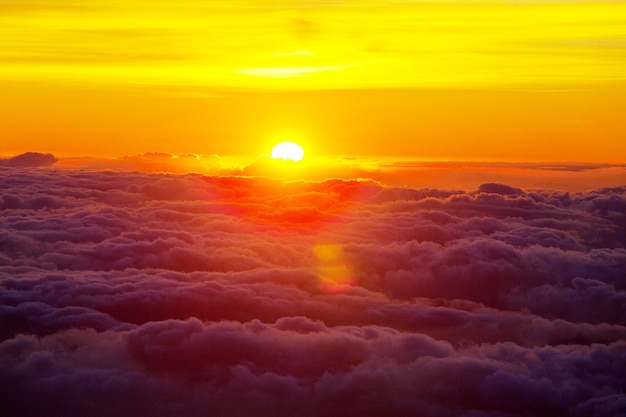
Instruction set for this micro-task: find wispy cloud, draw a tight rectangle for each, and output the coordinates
[236,64,353,78]
[1,0,625,88]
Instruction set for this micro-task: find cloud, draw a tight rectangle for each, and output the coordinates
[0,152,57,168]
[55,154,626,192]
[1,167,625,416]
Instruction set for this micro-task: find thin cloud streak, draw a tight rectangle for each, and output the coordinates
[55,152,626,192]
[1,0,625,88]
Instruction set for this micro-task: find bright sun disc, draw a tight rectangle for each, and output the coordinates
[271,142,305,162]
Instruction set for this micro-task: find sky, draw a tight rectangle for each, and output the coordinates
[1,2,626,416]
[1,0,626,161]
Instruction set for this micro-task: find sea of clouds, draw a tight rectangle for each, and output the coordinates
[1,165,625,416]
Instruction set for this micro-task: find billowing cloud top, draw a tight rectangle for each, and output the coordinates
[1,167,625,416]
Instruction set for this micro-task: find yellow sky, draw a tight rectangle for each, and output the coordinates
[1,0,626,161]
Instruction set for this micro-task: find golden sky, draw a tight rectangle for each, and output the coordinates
[1,0,626,161]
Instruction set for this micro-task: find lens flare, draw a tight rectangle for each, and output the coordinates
[314,243,355,294]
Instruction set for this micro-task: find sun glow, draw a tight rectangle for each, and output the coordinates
[271,142,305,162]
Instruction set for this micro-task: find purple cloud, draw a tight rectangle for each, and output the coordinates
[1,168,625,416]
[0,152,57,168]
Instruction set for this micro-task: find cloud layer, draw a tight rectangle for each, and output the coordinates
[1,167,625,416]
[57,152,626,192]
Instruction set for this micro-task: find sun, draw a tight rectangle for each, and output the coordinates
[271,142,305,162]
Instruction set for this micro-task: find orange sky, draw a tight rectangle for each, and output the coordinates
[1,0,626,162]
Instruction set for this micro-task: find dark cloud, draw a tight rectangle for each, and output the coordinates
[0,152,57,168]
[478,182,524,195]
[1,168,625,416]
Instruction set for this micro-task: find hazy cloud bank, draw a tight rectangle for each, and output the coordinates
[54,151,626,192]
[1,167,625,416]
